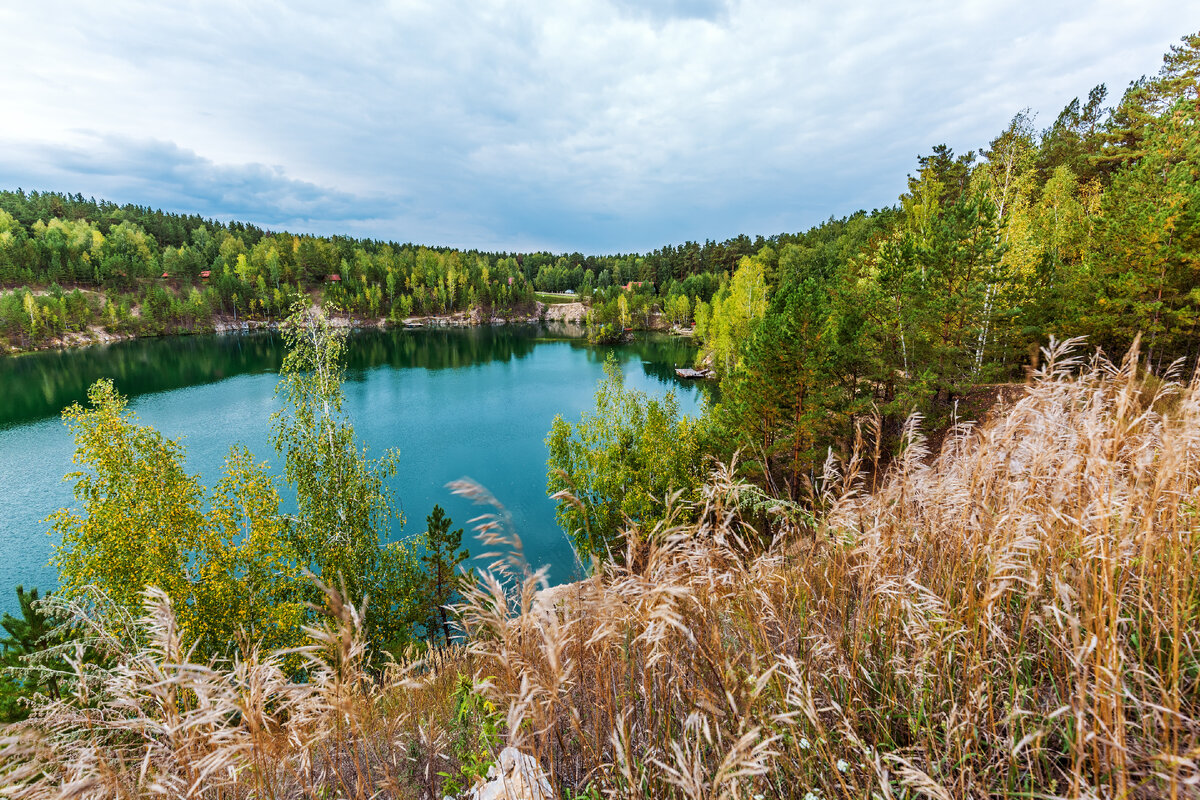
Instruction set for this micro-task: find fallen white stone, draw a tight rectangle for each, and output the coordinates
[459,747,556,800]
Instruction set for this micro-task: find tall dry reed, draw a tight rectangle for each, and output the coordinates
[459,339,1200,798]
[0,582,470,799]
[4,339,1197,799]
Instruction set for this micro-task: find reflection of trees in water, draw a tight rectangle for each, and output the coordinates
[0,334,287,428]
[561,332,714,402]
[341,326,541,376]
[541,321,587,339]
[632,337,718,404]
[0,325,707,428]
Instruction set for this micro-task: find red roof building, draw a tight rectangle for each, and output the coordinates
[327,274,341,282]
[200,270,211,280]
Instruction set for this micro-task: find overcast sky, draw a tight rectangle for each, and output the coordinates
[0,1,1194,253]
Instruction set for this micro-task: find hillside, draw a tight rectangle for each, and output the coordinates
[1,27,1199,800]
[4,339,1197,798]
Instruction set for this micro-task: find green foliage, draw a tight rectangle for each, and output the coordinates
[50,380,209,614]
[909,194,1007,399]
[0,193,542,351]
[20,33,1200,610]
[1084,93,1200,368]
[698,35,1200,490]
[584,288,659,342]
[421,505,469,643]
[546,356,704,563]
[0,187,734,352]
[49,380,308,658]
[694,254,769,377]
[42,302,496,666]
[196,446,309,653]
[718,272,845,499]
[666,292,692,326]
[586,320,626,345]
[271,303,424,655]
[0,586,68,722]
[438,673,503,796]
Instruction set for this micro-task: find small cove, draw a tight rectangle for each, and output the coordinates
[0,325,709,617]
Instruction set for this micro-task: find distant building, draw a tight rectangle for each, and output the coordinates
[624,281,645,291]
[327,274,341,282]
[160,272,169,279]
[200,270,211,281]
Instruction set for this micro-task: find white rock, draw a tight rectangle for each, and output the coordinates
[461,747,555,800]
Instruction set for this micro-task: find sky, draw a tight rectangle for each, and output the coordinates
[0,1,1195,254]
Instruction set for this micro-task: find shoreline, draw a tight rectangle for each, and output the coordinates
[4,300,597,357]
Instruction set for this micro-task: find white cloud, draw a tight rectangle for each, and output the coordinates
[0,0,1193,251]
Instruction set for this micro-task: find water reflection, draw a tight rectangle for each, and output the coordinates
[562,334,715,400]
[1,334,286,429]
[341,326,541,377]
[0,324,712,429]
[0,324,710,617]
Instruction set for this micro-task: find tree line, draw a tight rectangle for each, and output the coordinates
[5,26,1197,362]
[0,188,738,351]
[549,31,1200,558]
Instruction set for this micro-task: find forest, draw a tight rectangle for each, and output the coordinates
[1,30,1199,800]
[0,188,730,351]
[3,33,1197,382]
[551,31,1200,547]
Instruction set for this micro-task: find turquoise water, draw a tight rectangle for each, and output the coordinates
[0,325,707,617]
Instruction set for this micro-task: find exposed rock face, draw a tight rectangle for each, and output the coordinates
[542,302,586,323]
[457,747,556,800]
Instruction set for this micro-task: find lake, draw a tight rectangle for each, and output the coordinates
[0,325,708,618]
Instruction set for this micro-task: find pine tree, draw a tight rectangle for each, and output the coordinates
[421,505,468,643]
[1,586,67,720]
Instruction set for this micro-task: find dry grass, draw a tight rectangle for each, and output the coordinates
[460,339,1200,798]
[4,338,1199,799]
[0,583,472,799]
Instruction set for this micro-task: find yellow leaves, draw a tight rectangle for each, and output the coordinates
[52,380,310,658]
[698,255,769,378]
[1080,177,1105,218]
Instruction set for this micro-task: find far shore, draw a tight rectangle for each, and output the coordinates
[3,299,691,356]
